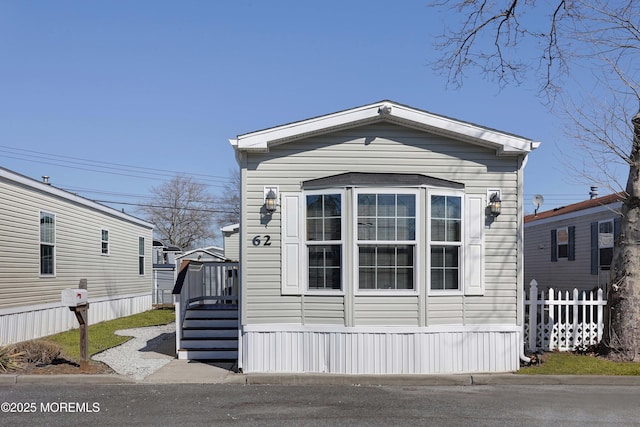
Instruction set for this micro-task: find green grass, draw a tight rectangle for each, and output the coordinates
[43,308,174,362]
[519,352,640,375]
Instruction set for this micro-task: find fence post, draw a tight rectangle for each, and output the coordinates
[548,288,556,350]
[572,288,579,350]
[528,280,538,352]
[597,288,605,343]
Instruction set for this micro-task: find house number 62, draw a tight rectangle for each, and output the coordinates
[252,235,271,246]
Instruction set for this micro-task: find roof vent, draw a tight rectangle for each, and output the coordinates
[378,103,392,115]
[589,186,598,199]
[42,176,51,185]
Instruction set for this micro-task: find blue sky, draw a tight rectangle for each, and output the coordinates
[0,1,624,224]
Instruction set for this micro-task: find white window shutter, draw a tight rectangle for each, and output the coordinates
[281,192,304,295]
[464,194,485,295]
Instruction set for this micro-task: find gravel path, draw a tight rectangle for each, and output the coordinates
[92,322,176,381]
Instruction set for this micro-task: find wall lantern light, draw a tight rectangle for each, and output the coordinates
[264,186,279,214]
[489,192,502,217]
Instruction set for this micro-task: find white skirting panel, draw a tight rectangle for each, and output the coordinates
[242,325,521,374]
[0,294,152,345]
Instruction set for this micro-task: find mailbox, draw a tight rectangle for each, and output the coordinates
[61,288,88,306]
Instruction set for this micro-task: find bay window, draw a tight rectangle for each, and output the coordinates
[282,173,484,296]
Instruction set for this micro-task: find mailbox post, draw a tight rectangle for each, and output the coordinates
[61,279,89,371]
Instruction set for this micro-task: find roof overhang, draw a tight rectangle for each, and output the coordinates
[230,100,539,157]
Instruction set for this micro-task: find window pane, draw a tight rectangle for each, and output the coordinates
[139,237,145,255]
[431,270,444,290]
[377,217,395,240]
[446,196,461,219]
[431,219,446,241]
[102,229,109,241]
[397,194,415,216]
[377,268,395,290]
[359,244,414,290]
[307,218,323,241]
[308,245,341,290]
[444,269,459,290]
[396,245,413,266]
[325,218,341,240]
[397,268,413,289]
[599,221,613,234]
[377,246,395,266]
[308,246,325,267]
[446,220,461,242]
[444,246,459,267]
[324,194,341,216]
[378,194,395,216]
[308,267,322,289]
[358,194,376,216]
[40,213,55,244]
[308,194,341,241]
[431,195,445,218]
[397,218,415,240]
[326,267,341,290]
[359,268,376,289]
[600,247,613,269]
[558,244,568,258]
[306,194,323,217]
[431,246,459,290]
[40,245,54,275]
[358,218,375,240]
[431,247,444,267]
[557,228,569,244]
[359,246,375,266]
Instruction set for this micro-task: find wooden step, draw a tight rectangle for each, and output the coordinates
[183,318,238,329]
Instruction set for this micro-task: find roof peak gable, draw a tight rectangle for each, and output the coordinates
[230,100,539,156]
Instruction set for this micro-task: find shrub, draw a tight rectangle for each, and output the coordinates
[11,340,61,366]
[0,345,23,372]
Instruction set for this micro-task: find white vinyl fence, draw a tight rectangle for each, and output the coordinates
[524,279,607,352]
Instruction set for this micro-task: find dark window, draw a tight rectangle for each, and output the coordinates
[138,237,145,275]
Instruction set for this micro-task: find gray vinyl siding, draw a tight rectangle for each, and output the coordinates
[0,176,153,311]
[524,206,620,293]
[223,230,239,261]
[242,123,522,327]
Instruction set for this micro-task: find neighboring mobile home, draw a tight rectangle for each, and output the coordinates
[229,100,539,374]
[524,191,622,294]
[0,167,154,345]
[221,223,240,262]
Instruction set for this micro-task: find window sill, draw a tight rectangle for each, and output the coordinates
[304,290,344,296]
[428,290,464,296]
[354,290,419,297]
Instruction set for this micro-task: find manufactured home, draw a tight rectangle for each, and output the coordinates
[524,192,622,294]
[0,167,154,344]
[174,100,539,374]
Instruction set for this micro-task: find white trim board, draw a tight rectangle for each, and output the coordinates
[231,101,539,156]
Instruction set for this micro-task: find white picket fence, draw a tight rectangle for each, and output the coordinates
[524,279,607,352]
